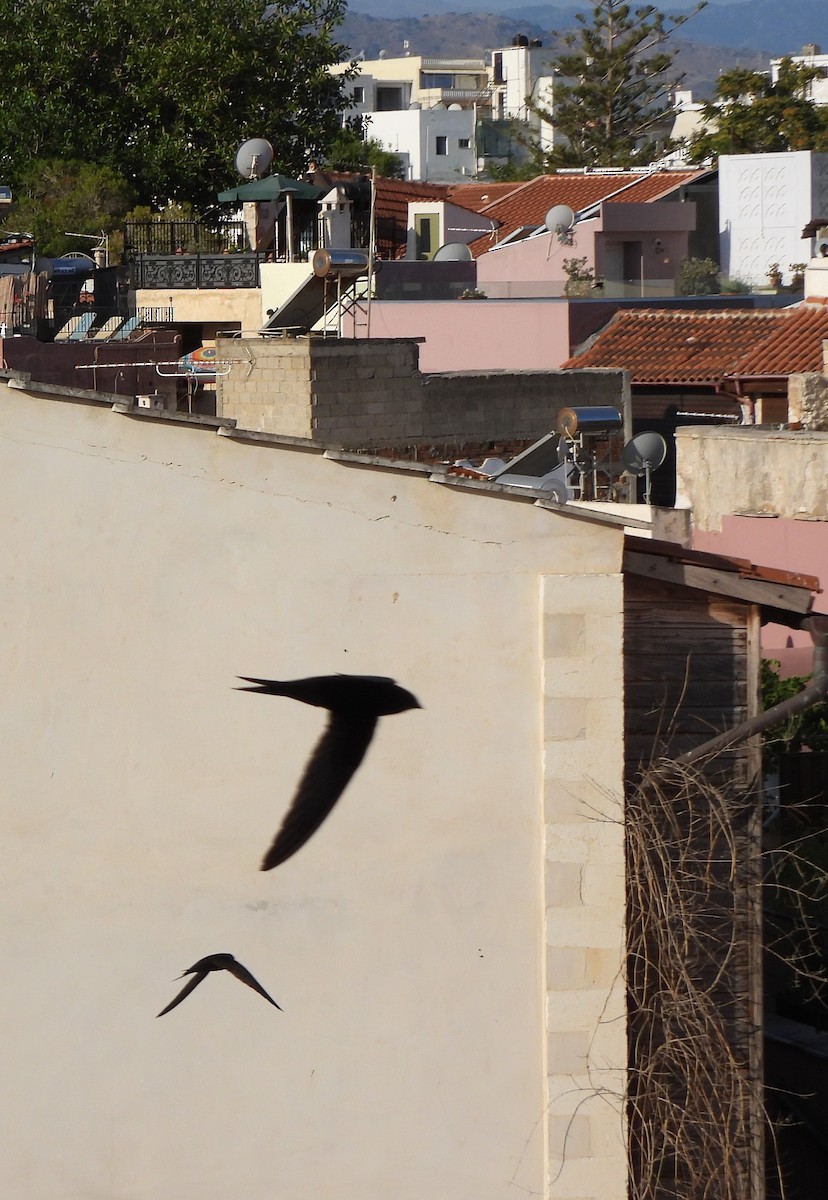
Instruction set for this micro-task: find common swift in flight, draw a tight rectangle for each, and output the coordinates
[237,674,420,870]
[157,953,282,1017]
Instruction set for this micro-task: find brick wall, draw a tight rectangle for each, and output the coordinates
[217,335,627,448]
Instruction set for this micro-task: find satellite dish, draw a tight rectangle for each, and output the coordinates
[433,242,473,262]
[447,103,463,111]
[623,431,667,475]
[545,204,575,235]
[622,431,667,504]
[235,138,274,181]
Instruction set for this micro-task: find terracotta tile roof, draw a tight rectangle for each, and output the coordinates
[562,304,828,383]
[455,169,711,256]
[372,178,452,258]
[446,182,524,211]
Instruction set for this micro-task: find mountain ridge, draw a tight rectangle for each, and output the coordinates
[341,0,824,59]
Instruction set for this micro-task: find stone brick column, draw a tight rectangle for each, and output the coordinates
[540,573,627,1200]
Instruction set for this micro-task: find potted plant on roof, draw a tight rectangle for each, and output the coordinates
[767,262,783,288]
[790,262,807,289]
[562,256,602,297]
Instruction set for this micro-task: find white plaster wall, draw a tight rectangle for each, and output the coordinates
[675,424,828,528]
[135,285,262,332]
[0,385,627,1200]
[369,108,475,183]
[135,264,316,337]
[718,151,828,285]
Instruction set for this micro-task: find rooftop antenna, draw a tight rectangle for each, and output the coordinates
[235,138,274,181]
[622,431,667,504]
[544,204,575,245]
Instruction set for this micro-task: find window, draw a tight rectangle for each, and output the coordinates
[458,137,470,149]
[435,135,448,156]
[353,86,365,103]
[376,86,404,111]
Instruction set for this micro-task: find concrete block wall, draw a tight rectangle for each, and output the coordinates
[541,572,627,1200]
[307,339,422,444]
[216,337,316,437]
[420,368,628,446]
[216,335,627,449]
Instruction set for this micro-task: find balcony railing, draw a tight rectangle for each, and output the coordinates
[130,253,263,290]
[125,219,247,257]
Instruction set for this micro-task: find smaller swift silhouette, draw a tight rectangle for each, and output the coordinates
[156,953,282,1017]
[237,674,421,870]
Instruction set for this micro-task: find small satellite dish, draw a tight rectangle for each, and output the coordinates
[545,204,575,235]
[622,431,667,504]
[235,138,274,181]
[447,103,463,111]
[622,431,667,475]
[433,242,473,262]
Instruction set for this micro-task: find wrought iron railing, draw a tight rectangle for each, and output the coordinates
[130,254,262,290]
[124,220,247,257]
[126,215,404,287]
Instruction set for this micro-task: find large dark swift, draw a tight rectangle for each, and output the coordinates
[237,674,421,870]
[156,953,282,1017]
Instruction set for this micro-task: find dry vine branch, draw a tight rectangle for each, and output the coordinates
[625,755,808,1200]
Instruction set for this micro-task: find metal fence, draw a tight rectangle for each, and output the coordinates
[124,220,248,257]
[130,254,262,290]
[125,214,405,289]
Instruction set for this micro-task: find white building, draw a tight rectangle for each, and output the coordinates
[0,368,629,1200]
[330,40,559,180]
[364,105,476,184]
[718,150,828,285]
[770,42,828,104]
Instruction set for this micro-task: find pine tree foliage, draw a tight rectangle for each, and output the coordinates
[537,1,706,169]
[326,117,405,178]
[687,57,828,161]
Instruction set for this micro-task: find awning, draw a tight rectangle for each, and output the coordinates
[216,174,324,203]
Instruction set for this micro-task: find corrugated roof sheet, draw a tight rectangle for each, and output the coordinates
[562,302,828,383]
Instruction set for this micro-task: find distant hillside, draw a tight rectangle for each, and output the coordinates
[343,0,826,58]
[337,11,767,98]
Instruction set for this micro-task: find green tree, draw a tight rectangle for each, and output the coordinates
[687,57,828,161]
[9,158,135,258]
[325,117,405,178]
[535,1,706,168]
[0,0,350,212]
[676,256,719,295]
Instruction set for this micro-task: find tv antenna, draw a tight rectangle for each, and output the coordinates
[622,431,667,504]
[235,138,274,181]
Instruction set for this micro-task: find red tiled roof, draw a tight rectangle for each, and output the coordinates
[373,178,451,258]
[562,304,828,382]
[452,169,711,256]
[446,182,523,211]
